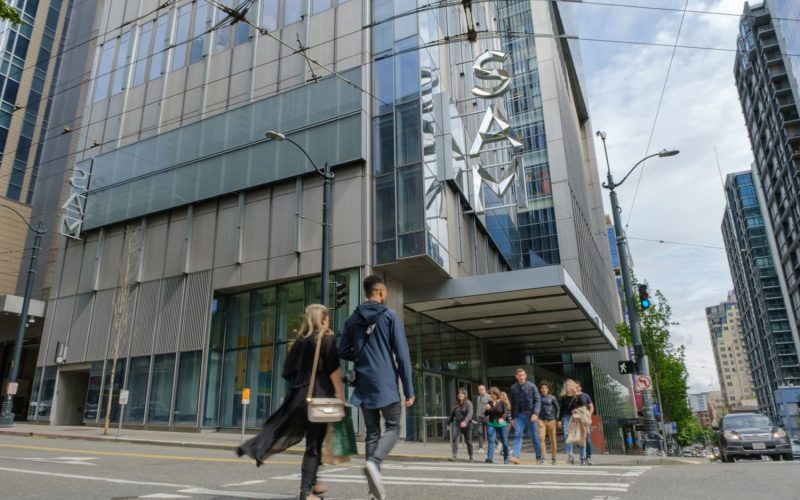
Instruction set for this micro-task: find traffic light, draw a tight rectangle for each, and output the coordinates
[638,284,651,309]
[334,282,347,309]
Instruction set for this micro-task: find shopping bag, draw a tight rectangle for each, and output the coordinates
[332,406,358,457]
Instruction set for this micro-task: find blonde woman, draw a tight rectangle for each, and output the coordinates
[238,304,345,500]
[557,379,589,465]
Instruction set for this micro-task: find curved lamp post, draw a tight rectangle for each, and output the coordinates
[596,131,679,453]
[0,205,45,427]
[265,131,333,306]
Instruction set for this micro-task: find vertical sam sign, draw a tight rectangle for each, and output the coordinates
[60,164,91,239]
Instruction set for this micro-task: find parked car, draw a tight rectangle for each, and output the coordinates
[682,449,694,457]
[791,438,800,460]
[714,412,793,462]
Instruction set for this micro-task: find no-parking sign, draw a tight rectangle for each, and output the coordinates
[635,375,652,392]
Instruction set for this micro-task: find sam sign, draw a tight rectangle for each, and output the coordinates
[59,165,91,240]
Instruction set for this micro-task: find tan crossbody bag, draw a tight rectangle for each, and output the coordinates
[306,331,345,423]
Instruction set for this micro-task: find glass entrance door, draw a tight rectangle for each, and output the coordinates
[424,372,446,440]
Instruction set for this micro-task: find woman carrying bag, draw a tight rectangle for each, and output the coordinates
[237,304,345,500]
[557,379,589,465]
[484,386,510,464]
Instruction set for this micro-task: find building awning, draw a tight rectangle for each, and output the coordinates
[404,266,617,355]
[0,294,46,343]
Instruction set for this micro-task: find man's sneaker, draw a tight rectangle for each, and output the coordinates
[364,460,386,500]
[551,457,557,465]
[509,457,520,464]
[503,459,509,464]
[448,455,457,462]
[536,459,545,465]
[580,457,587,466]
[484,458,493,464]
[585,458,592,465]
[478,447,485,454]
[568,455,575,465]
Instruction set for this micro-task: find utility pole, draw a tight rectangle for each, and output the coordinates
[597,132,679,453]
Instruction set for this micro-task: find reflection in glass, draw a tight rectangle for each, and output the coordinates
[84,361,103,423]
[190,2,208,64]
[374,174,396,241]
[124,356,150,424]
[37,366,57,420]
[394,38,419,103]
[373,114,394,176]
[171,5,191,70]
[174,351,202,425]
[395,102,421,166]
[148,354,175,424]
[27,367,42,420]
[397,164,423,233]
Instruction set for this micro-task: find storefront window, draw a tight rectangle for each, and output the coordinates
[27,367,42,420]
[124,356,150,424]
[174,351,202,425]
[84,361,103,423]
[148,354,175,424]
[100,359,126,423]
[36,366,57,420]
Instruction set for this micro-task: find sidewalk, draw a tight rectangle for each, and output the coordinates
[0,423,697,466]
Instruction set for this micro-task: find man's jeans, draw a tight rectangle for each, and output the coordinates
[362,402,402,467]
[512,413,542,460]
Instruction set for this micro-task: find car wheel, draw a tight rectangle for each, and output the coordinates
[783,453,794,461]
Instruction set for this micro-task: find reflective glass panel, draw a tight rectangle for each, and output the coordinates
[27,367,42,420]
[132,23,152,87]
[111,31,131,94]
[100,358,126,423]
[397,163,423,233]
[190,2,208,64]
[94,39,116,101]
[36,366,57,420]
[84,361,103,423]
[395,101,421,166]
[148,354,175,424]
[149,15,169,80]
[172,5,191,70]
[260,0,278,31]
[124,356,150,424]
[174,351,202,425]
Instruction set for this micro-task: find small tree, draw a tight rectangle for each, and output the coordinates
[103,224,140,435]
[0,1,22,24]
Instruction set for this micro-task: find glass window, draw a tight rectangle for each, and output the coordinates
[204,298,225,426]
[373,0,391,22]
[394,37,419,103]
[94,38,116,101]
[374,173,396,241]
[372,114,394,175]
[132,23,152,87]
[111,31,131,95]
[372,57,393,115]
[174,351,202,425]
[219,292,249,427]
[312,0,331,14]
[100,358,126,424]
[190,2,208,63]
[149,15,169,80]
[397,164,423,233]
[395,101,421,166]
[214,1,233,53]
[35,367,57,420]
[148,354,175,424]
[84,361,103,423]
[172,4,191,70]
[234,1,251,46]
[260,0,278,31]
[284,0,303,25]
[27,367,42,420]
[124,356,151,424]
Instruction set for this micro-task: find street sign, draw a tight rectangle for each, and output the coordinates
[119,390,129,405]
[652,404,660,418]
[618,361,635,375]
[242,388,250,405]
[634,375,652,392]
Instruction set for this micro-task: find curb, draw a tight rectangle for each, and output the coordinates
[0,429,694,466]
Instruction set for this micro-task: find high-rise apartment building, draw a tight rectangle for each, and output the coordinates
[688,392,711,428]
[722,171,800,418]
[22,0,633,450]
[705,292,758,409]
[0,0,74,422]
[733,0,800,411]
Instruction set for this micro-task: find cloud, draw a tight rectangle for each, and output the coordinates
[570,0,756,393]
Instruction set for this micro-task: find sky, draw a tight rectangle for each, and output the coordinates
[566,0,759,393]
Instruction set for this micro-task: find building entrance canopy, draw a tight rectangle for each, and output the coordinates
[404,266,617,355]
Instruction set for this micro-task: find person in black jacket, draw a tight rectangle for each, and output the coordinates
[508,368,542,464]
[237,304,345,500]
[448,388,474,462]
[557,379,589,465]
[484,386,510,464]
[538,382,560,465]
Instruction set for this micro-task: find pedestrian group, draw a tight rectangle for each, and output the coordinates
[237,274,597,500]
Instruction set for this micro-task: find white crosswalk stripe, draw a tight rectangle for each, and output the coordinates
[270,461,656,495]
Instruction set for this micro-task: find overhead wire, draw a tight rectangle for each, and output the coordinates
[623,0,690,233]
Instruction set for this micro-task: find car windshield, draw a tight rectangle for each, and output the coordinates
[723,414,771,429]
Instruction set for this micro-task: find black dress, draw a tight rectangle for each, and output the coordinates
[238,331,338,465]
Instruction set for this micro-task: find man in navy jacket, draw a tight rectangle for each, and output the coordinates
[339,275,415,500]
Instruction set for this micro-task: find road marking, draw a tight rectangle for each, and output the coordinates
[0,443,300,465]
[272,473,631,492]
[139,495,192,499]
[178,487,294,499]
[381,463,647,477]
[24,456,98,466]
[222,480,268,487]
[384,461,653,470]
[0,466,192,488]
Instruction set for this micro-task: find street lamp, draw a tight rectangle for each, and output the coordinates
[265,131,333,307]
[596,131,679,453]
[0,205,45,428]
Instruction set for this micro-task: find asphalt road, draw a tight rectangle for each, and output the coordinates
[0,435,796,500]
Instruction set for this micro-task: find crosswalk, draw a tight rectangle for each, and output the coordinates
[269,460,655,497]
